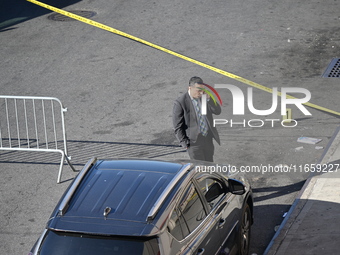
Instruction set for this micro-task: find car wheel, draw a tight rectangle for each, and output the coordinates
[238,203,251,255]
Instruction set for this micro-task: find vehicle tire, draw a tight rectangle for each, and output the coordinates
[237,203,251,255]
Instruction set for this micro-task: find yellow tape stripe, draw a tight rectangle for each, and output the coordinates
[27,0,340,116]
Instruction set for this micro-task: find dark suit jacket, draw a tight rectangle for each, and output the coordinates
[172,92,221,148]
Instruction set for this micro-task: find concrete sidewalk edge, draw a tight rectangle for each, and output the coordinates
[263,125,340,255]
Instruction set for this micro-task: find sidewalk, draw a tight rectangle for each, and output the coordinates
[264,126,340,255]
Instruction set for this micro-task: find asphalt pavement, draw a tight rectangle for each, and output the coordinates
[264,125,340,255]
[1,0,340,254]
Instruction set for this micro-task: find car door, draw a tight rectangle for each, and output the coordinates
[195,174,240,255]
[167,182,221,255]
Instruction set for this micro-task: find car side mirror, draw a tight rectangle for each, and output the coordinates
[228,179,246,195]
[205,183,224,203]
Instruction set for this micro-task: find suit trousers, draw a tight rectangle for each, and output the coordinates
[187,133,215,162]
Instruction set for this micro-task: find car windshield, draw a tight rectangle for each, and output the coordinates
[38,230,159,255]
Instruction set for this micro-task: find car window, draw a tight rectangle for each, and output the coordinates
[168,208,189,240]
[38,230,160,255]
[178,183,207,232]
[197,177,226,210]
[168,183,207,240]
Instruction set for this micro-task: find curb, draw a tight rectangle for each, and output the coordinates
[263,125,340,255]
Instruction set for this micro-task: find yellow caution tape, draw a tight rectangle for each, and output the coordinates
[27,0,340,116]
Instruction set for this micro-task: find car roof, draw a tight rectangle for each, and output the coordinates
[48,159,193,236]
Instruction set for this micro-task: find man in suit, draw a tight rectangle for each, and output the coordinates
[172,76,221,162]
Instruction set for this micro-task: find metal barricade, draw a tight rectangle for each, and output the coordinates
[0,95,76,183]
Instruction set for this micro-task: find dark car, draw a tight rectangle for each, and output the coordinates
[29,158,253,255]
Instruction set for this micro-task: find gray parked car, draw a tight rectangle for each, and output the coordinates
[29,158,253,255]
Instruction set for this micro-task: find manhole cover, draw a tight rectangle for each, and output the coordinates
[322,58,340,77]
[48,10,96,22]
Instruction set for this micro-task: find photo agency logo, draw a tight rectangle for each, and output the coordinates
[199,83,223,115]
[201,84,312,128]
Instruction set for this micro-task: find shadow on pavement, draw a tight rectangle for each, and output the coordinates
[250,203,290,255]
[0,139,186,167]
[250,198,340,255]
[253,181,306,203]
[250,181,306,254]
[0,0,81,32]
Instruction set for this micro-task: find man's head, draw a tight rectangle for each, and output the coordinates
[188,76,205,99]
